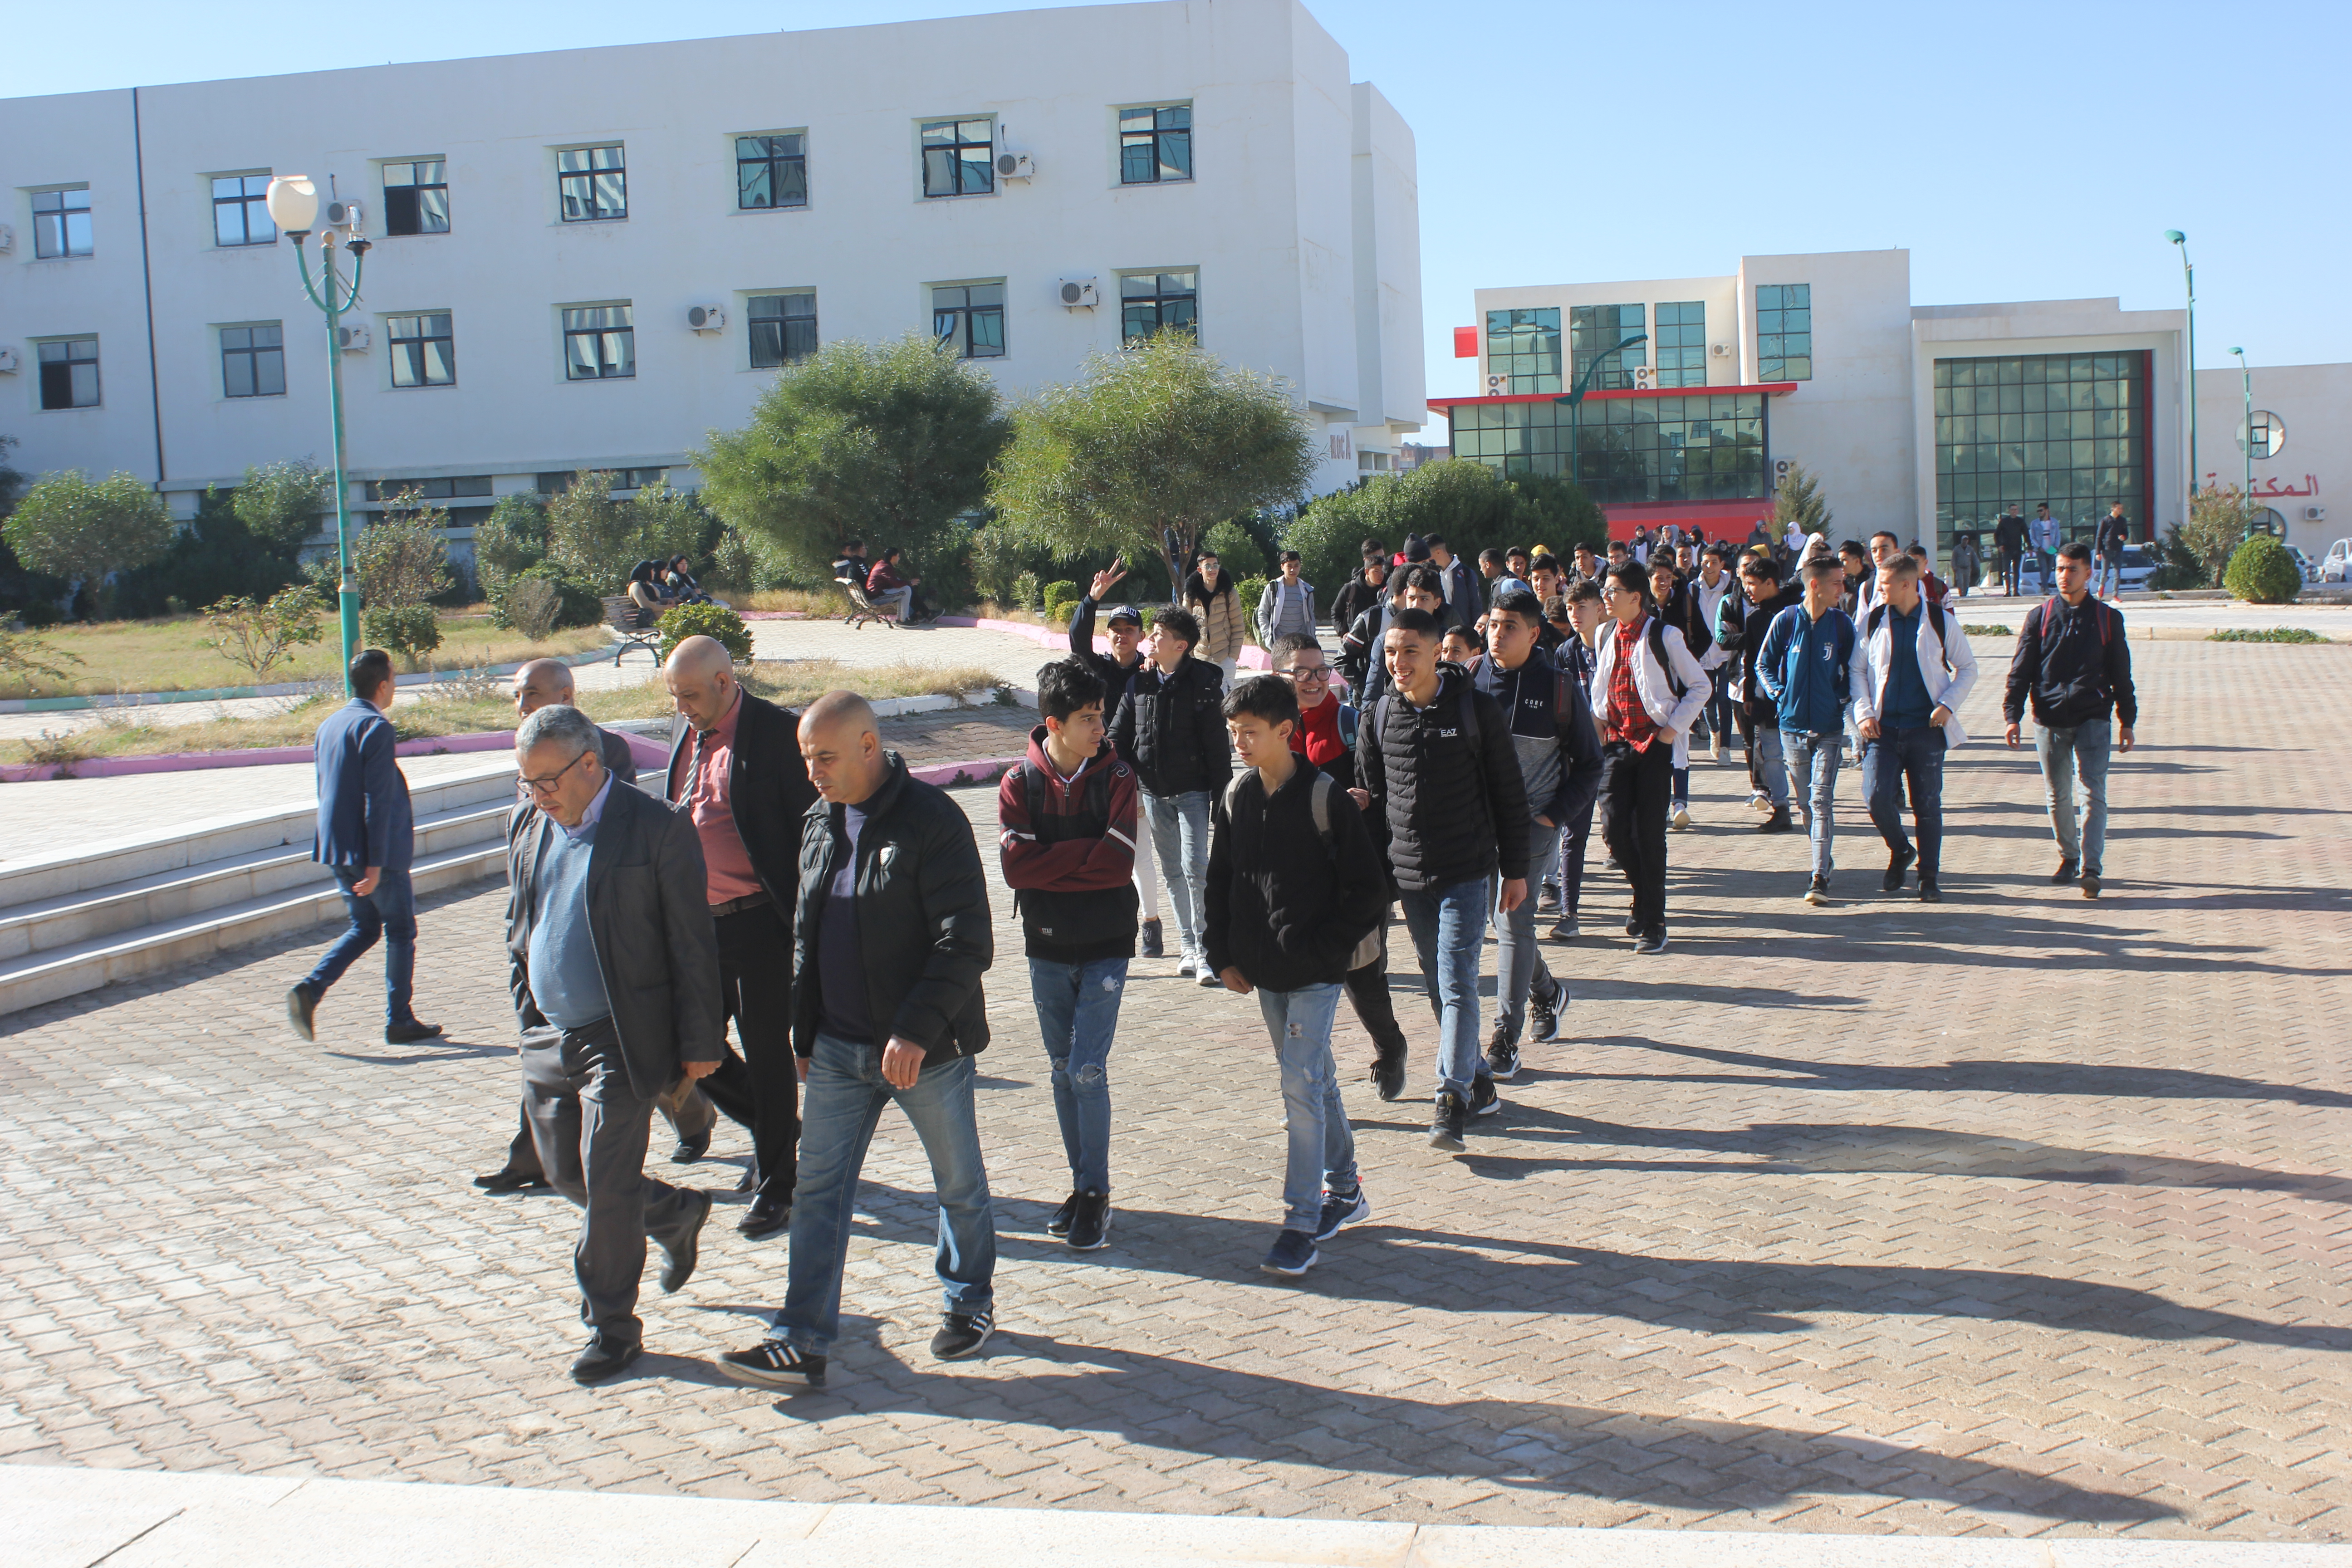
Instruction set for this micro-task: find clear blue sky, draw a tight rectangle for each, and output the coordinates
[16,0,2344,403]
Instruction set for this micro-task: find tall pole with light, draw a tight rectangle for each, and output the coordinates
[265,175,370,693]
[1553,332,1648,506]
[2230,346,2254,519]
[2165,230,2196,513]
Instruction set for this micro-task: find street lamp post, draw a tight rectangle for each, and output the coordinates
[2166,230,2196,511]
[265,176,370,694]
[2231,347,2254,523]
[1553,332,1648,504]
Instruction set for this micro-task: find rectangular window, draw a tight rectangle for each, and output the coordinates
[364,475,491,502]
[382,160,450,235]
[220,324,285,398]
[931,283,1004,358]
[735,134,808,210]
[1119,104,1192,185]
[1445,392,1768,505]
[1119,270,1197,343]
[534,469,661,493]
[1485,307,1561,394]
[562,304,634,379]
[557,146,627,222]
[1755,283,1812,381]
[33,187,93,259]
[387,313,456,387]
[748,292,818,368]
[1931,351,2148,544]
[38,338,100,409]
[1569,304,1646,391]
[212,175,275,246]
[1654,301,1707,388]
[920,118,995,198]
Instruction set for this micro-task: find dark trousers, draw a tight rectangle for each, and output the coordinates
[1554,807,1595,918]
[1600,740,1674,933]
[1736,699,1767,795]
[302,867,417,1026]
[507,1070,715,1178]
[1863,726,1948,878]
[521,1016,703,1346]
[2000,549,2022,596]
[694,902,799,1199]
[1342,915,1408,1067]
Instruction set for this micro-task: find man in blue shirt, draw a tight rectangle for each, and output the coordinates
[1757,555,1858,906]
[1853,553,1979,903]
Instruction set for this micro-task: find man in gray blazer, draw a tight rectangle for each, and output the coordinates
[508,703,724,1383]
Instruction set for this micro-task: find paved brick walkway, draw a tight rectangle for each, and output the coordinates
[2,640,2348,1542]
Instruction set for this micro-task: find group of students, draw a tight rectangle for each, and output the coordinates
[831,539,934,624]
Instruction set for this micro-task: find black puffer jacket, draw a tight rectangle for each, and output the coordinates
[1714,584,1801,713]
[1202,759,1387,993]
[1330,569,1384,641]
[791,754,992,1065]
[1109,656,1232,798]
[1355,666,1530,893]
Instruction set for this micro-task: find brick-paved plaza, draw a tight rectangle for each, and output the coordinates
[1,639,2348,1543]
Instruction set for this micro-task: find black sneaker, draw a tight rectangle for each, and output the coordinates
[1469,1075,1504,1118]
[659,1189,712,1294]
[2051,858,2080,885]
[1804,875,1831,907]
[1139,918,1164,959]
[1067,1190,1112,1251]
[1537,881,1561,914]
[2080,870,2102,900]
[1625,912,1642,936]
[1883,845,1916,892]
[1261,1229,1319,1276]
[1757,808,1794,834]
[717,1337,826,1390]
[1428,1092,1467,1152]
[1047,1191,1078,1238]
[1483,1024,1520,1082]
[1529,980,1563,1044]
[1312,1186,1370,1242]
[1368,1054,1406,1102]
[570,1334,641,1385]
[1918,878,1942,903]
[1634,926,1669,955]
[931,1310,995,1360]
[286,985,318,1043]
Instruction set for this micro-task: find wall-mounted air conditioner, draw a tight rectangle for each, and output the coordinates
[686,304,727,332]
[2306,506,2328,522]
[1483,372,1510,397]
[1631,365,1657,390]
[996,151,1036,181]
[0,347,18,374]
[337,324,371,353]
[1710,343,1731,358]
[0,225,14,255]
[1058,279,1099,308]
[324,199,364,230]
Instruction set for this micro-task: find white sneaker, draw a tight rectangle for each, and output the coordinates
[1748,793,1772,814]
[1176,950,1198,978]
[1671,804,1692,830]
[1710,739,1727,764]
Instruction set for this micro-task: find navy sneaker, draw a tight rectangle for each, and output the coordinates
[1312,1186,1371,1242]
[1261,1229,1319,1276]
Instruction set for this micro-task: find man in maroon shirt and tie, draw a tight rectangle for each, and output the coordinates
[663,636,819,1241]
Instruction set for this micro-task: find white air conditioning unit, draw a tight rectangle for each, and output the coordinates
[686,303,727,332]
[1484,371,1510,397]
[324,198,364,230]
[2305,505,2328,522]
[0,225,14,255]
[1058,278,1099,309]
[337,324,371,353]
[0,347,17,374]
[1773,457,1797,486]
[1631,364,1657,390]
[1710,342,1731,358]
[995,151,1036,181]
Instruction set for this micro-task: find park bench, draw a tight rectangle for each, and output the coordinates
[838,575,901,631]
[601,596,664,664]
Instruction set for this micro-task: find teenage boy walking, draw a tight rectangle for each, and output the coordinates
[1853,554,1977,903]
[1071,563,1163,957]
[2004,541,2137,897]
[1205,675,1388,1277]
[1547,580,1609,939]
[1592,564,1710,953]
[1356,608,1529,1152]
[1759,555,1860,906]
[1713,555,1801,828]
[999,659,1140,1252]
[1994,505,2029,596]
[1110,606,1231,985]
[1474,589,1601,1079]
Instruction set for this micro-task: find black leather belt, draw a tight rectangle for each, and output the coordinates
[709,892,771,919]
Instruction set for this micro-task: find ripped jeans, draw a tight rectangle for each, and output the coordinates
[1257,981,1355,1236]
[1027,956,1129,1193]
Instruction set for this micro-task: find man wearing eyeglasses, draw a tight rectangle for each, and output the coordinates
[506,702,725,1384]
[1269,632,1412,1102]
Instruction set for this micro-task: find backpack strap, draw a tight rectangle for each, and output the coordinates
[1308,770,1335,850]
[1222,771,1253,824]
[1022,760,1047,833]
[1336,701,1358,756]
[1645,617,1687,698]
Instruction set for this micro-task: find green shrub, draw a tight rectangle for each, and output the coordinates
[659,601,752,663]
[1960,624,2013,638]
[1201,518,1268,579]
[363,603,442,668]
[489,561,602,631]
[2208,626,2328,644]
[1041,579,1081,624]
[1235,575,1269,643]
[1010,570,1042,611]
[2222,533,2302,604]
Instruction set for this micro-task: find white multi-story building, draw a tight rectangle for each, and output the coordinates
[0,0,1423,554]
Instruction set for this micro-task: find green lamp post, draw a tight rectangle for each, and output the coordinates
[1552,332,1647,498]
[2231,347,2254,527]
[2165,230,2196,509]
[265,175,370,694]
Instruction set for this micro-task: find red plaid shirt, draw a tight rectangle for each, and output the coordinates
[1603,615,1661,751]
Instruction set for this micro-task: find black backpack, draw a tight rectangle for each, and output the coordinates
[1867,599,1954,675]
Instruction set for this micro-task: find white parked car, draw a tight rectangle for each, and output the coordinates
[2113,545,2156,592]
[2322,539,2352,583]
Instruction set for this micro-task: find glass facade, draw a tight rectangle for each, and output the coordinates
[1934,352,2149,541]
[1570,304,1646,390]
[1450,392,1768,504]
[1485,308,1560,393]
[1755,284,1811,381]
[1655,301,1706,387]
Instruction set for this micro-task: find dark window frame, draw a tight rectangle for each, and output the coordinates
[381,159,451,236]
[931,282,1005,358]
[32,186,93,259]
[557,145,627,223]
[735,133,808,211]
[1118,270,1198,344]
[747,292,818,368]
[37,338,101,410]
[920,118,995,199]
[363,475,491,503]
[1118,103,1193,185]
[211,174,276,247]
[387,312,456,388]
[1654,301,1707,389]
[220,323,286,399]
[1569,304,1647,391]
[561,304,635,380]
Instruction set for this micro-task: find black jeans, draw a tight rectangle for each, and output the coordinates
[1600,740,1675,933]
[1342,914,1409,1067]
[2000,550,2022,596]
[696,902,799,1199]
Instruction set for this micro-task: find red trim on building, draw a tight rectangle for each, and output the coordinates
[1429,382,1799,409]
[1597,498,1776,542]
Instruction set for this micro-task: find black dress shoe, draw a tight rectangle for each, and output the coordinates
[571,1336,642,1385]
[385,1019,444,1044]
[738,1187,791,1241]
[669,1131,710,1164]
[473,1167,551,1194]
[286,986,318,1043]
[661,1190,713,1293]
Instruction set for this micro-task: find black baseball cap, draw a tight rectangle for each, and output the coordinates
[1103,604,1143,627]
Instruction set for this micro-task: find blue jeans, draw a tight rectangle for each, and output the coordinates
[770,1031,995,1356]
[1863,726,1947,878]
[1492,870,1558,1048]
[303,866,417,1025]
[1143,790,1211,956]
[1553,808,1595,918]
[1027,956,1127,1192]
[1751,723,1789,808]
[1782,730,1843,877]
[1258,983,1357,1234]
[1398,876,1489,1098]
[2035,718,2113,874]
[2095,555,2122,597]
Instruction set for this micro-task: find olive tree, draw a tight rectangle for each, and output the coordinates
[1,470,173,619]
[232,459,333,550]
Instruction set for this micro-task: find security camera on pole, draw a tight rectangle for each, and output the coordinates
[265,175,372,694]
